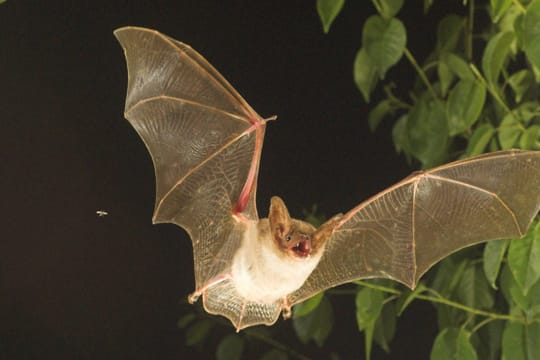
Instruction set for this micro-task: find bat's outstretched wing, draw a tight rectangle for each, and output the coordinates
[114,27,268,322]
[289,150,540,305]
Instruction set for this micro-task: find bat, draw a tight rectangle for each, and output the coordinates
[114,26,540,330]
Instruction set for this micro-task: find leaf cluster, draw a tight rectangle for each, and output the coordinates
[344,0,540,169]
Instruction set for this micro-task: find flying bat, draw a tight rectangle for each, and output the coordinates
[114,26,540,330]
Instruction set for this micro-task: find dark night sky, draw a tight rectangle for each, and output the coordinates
[1,1,460,358]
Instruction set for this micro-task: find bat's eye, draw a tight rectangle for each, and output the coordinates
[286,235,292,242]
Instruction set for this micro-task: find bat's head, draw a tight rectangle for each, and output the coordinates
[269,196,317,258]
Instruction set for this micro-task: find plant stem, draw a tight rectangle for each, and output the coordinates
[355,280,525,323]
[403,48,438,100]
[414,293,524,323]
[469,64,521,127]
[372,0,383,15]
[470,317,497,333]
[383,84,412,109]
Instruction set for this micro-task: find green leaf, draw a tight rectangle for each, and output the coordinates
[456,262,494,309]
[406,95,449,168]
[508,70,534,103]
[362,15,406,78]
[293,292,324,318]
[498,114,523,149]
[509,271,540,311]
[431,256,469,297]
[508,221,540,296]
[500,264,516,306]
[293,295,333,346]
[509,279,530,311]
[490,0,513,23]
[476,320,503,360]
[499,4,521,34]
[356,287,384,331]
[447,79,486,136]
[372,0,404,19]
[437,15,464,54]
[431,256,475,329]
[364,321,376,360]
[488,137,499,152]
[515,101,540,125]
[317,0,345,33]
[465,124,495,157]
[520,125,540,150]
[392,114,409,154]
[373,302,397,353]
[436,302,467,330]
[502,321,540,360]
[515,12,525,47]
[185,319,213,346]
[483,239,509,289]
[368,99,394,131]
[443,53,474,80]
[532,63,540,83]
[356,287,384,360]
[430,328,478,360]
[522,0,540,69]
[438,59,454,97]
[354,47,379,102]
[482,31,514,86]
[216,334,244,360]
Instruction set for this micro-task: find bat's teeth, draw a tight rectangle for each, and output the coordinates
[292,239,311,258]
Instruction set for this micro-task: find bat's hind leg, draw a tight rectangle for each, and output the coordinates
[281,297,292,319]
[188,273,230,303]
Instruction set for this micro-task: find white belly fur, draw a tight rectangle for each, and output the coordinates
[230,220,322,303]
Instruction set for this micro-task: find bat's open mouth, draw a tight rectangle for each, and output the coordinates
[292,239,311,257]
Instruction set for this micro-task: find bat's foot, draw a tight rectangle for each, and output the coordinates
[188,291,201,304]
[281,297,292,319]
[282,307,292,319]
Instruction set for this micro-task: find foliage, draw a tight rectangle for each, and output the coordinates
[321,0,540,359]
[178,1,540,359]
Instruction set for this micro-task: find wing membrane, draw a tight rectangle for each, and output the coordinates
[115,26,265,290]
[290,150,540,305]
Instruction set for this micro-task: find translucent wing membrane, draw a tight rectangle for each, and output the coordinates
[115,26,265,303]
[290,150,540,305]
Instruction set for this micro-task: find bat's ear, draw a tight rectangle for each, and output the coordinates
[312,213,343,250]
[269,196,291,240]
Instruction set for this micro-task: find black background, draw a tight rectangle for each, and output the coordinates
[1,1,462,358]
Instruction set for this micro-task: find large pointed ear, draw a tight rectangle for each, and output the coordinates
[269,196,291,241]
